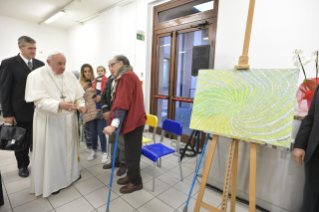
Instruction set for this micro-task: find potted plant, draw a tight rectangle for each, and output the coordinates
[294,49,319,110]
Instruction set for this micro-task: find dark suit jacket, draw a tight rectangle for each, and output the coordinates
[0,54,45,122]
[295,85,319,162]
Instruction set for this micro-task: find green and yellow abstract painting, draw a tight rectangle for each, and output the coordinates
[190,69,299,148]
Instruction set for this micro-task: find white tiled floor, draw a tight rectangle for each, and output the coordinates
[0,120,252,212]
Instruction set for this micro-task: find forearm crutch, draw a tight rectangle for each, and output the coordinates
[106,110,126,212]
[183,134,212,212]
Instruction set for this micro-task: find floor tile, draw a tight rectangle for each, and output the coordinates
[86,164,108,176]
[157,170,183,186]
[157,187,188,209]
[8,188,39,208]
[173,178,200,196]
[79,158,102,169]
[48,186,82,208]
[193,188,222,208]
[142,164,168,177]
[84,187,118,209]
[121,189,154,209]
[1,171,21,184]
[12,198,53,212]
[0,195,12,212]
[95,170,122,186]
[175,197,211,212]
[171,165,195,177]
[55,197,94,212]
[73,168,94,185]
[5,177,30,194]
[143,178,170,196]
[140,170,153,183]
[0,151,14,160]
[0,157,17,167]
[96,197,135,212]
[73,178,104,195]
[0,164,18,175]
[159,158,179,170]
[138,198,174,212]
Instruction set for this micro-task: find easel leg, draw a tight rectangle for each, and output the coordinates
[221,139,236,212]
[194,135,218,212]
[230,140,239,212]
[249,143,257,212]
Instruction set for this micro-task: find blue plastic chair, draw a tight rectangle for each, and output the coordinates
[141,119,184,192]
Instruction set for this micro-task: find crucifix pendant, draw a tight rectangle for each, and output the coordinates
[61,94,66,101]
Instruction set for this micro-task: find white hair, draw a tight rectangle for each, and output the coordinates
[47,51,65,61]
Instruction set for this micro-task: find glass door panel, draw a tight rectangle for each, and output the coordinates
[176,29,209,98]
[158,36,171,96]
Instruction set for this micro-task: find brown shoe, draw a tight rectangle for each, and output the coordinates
[120,183,143,194]
[103,162,120,169]
[117,176,130,185]
[116,164,127,176]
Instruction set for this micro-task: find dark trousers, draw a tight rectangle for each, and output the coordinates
[302,145,319,212]
[15,120,32,169]
[124,125,144,185]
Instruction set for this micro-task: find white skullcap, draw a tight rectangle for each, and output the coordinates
[47,51,65,61]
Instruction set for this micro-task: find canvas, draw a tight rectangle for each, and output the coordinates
[190,69,299,148]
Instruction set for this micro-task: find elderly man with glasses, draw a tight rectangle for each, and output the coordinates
[103,55,146,194]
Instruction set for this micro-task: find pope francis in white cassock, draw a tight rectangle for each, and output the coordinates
[25,52,87,197]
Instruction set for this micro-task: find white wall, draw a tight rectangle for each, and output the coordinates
[215,0,319,85]
[67,17,100,74]
[0,15,68,65]
[65,0,319,111]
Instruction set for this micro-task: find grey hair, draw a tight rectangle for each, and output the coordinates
[18,36,36,47]
[47,51,66,61]
[115,55,130,66]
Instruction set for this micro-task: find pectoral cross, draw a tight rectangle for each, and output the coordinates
[60,94,66,101]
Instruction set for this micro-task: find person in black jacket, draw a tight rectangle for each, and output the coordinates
[0,36,45,178]
[101,59,127,176]
[294,85,319,211]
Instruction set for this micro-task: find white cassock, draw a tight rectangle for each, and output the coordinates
[25,65,85,197]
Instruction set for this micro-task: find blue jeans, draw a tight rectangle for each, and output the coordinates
[95,90,101,109]
[87,119,107,152]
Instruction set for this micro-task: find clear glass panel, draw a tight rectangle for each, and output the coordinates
[158,36,171,95]
[157,99,168,127]
[158,0,214,23]
[176,29,209,98]
[175,101,193,135]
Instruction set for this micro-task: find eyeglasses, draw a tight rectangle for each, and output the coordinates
[110,62,119,67]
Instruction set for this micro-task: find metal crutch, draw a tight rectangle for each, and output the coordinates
[106,110,126,212]
[183,134,212,212]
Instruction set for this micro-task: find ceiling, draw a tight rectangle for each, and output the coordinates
[0,0,125,29]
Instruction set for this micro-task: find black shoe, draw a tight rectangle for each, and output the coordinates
[18,168,29,178]
[52,190,60,195]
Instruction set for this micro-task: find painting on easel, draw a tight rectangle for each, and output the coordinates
[190,68,300,148]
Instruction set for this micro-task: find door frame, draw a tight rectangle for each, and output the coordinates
[150,0,219,143]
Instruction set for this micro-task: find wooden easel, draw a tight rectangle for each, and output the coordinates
[194,0,258,211]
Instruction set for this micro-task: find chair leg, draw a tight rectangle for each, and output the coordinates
[153,162,156,192]
[157,158,161,168]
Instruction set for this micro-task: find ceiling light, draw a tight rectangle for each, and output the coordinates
[193,1,214,12]
[203,37,208,40]
[179,51,187,54]
[45,11,65,24]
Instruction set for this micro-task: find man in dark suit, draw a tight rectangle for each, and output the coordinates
[0,36,45,178]
[294,85,319,211]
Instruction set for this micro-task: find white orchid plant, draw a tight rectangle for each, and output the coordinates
[313,50,319,82]
[293,49,312,81]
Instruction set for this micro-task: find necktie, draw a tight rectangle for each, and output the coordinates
[27,61,33,70]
